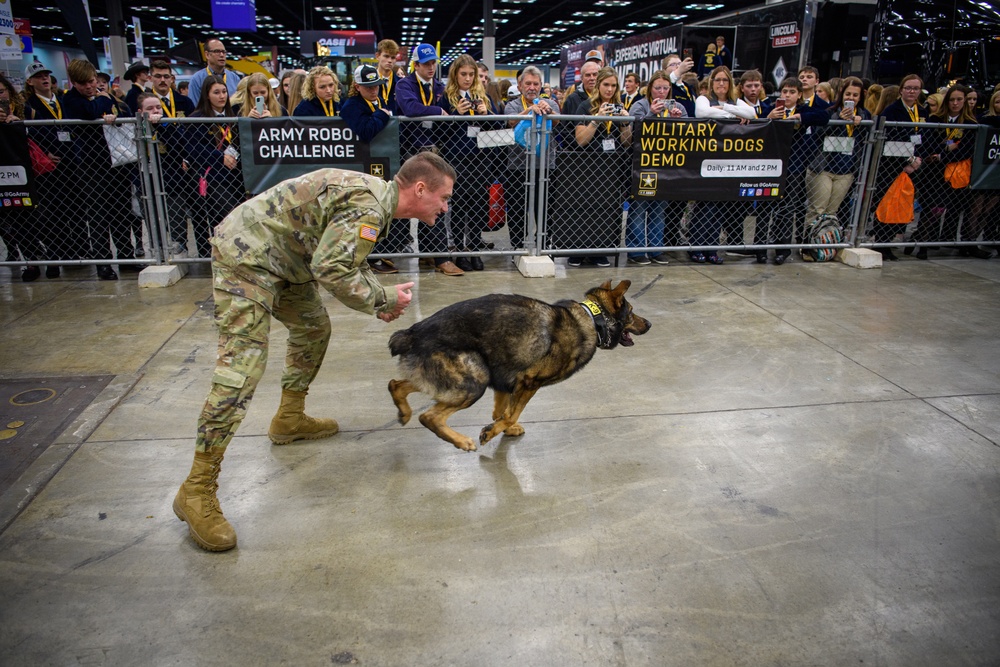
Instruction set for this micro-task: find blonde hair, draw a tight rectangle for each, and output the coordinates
[302,66,340,102]
[444,54,487,110]
[864,84,883,116]
[229,76,250,109]
[239,72,282,117]
[286,73,306,113]
[587,66,621,115]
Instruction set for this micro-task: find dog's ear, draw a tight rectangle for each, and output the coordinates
[599,279,613,292]
[611,280,631,299]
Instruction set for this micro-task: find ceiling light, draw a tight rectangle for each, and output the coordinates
[573,11,605,17]
[628,21,658,27]
[684,3,723,9]
[594,0,631,6]
[653,13,687,20]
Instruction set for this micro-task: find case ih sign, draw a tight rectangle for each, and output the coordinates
[770,22,800,48]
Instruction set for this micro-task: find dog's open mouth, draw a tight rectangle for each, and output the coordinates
[620,331,634,347]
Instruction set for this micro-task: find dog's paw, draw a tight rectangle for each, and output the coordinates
[479,425,497,445]
[455,437,478,452]
[503,423,525,437]
[397,407,411,425]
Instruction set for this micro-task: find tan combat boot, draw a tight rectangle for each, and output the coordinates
[173,450,237,552]
[267,388,339,445]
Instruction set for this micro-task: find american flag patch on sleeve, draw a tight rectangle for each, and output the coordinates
[359,224,379,242]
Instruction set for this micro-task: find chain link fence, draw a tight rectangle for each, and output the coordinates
[3,114,998,277]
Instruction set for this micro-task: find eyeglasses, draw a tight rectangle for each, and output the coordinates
[902,86,921,92]
[206,49,227,55]
[666,62,680,68]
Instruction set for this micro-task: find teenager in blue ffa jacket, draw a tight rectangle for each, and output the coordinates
[292,66,341,117]
[62,59,140,280]
[873,74,929,260]
[394,43,463,276]
[341,64,400,275]
[764,76,830,264]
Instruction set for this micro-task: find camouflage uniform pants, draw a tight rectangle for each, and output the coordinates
[195,262,332,453]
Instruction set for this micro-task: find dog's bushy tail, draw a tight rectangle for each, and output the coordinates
[388,329,413,357]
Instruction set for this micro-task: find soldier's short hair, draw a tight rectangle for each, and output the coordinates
[396,152,457,191]
[376,39,400,57]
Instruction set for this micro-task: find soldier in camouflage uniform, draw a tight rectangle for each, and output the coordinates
[174,152,457,552]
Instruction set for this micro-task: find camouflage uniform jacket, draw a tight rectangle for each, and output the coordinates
[212,168,399,316]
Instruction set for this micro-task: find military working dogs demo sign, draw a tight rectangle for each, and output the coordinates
[631,118,793,201]
[239,117,400,194]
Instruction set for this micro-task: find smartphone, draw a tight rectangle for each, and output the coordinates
[255,96,265,115]
[682,48,693,60]
[844,100,855,110]
[775,99,785,109]
[0,99,9,114]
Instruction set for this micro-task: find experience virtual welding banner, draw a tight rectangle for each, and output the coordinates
[631,118,793,201]
[239,117,400,194]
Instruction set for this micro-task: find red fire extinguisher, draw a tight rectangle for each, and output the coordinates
[487,180,506,230]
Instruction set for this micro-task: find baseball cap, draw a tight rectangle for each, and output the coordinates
[412,43,437,64]
[25,62,52,79]
[507,84,519,98]
[585,50,603,64]
[353,64,385,87]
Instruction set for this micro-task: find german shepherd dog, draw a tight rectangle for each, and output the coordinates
[388,280,650,451]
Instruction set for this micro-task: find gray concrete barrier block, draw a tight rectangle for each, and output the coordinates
[837,248,882,269]
[137,264,188,288]
[516,255,556,278]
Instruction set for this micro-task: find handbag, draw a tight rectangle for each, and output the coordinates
[27,138,56,176]
[944,159,971,189]
[875,171,915,224]
[104,123,139,167]
[198,168,211,197]
[487,180,506,230]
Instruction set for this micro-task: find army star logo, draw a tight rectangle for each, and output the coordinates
[370,164,384,177]
[640,172,657,189]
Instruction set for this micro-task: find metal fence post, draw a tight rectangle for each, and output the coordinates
[135,115,167,263]
[851,115,886,246]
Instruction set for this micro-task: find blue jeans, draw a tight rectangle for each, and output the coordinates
[627,199,665,257]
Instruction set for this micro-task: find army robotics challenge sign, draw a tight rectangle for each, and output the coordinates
[632,118,793,201]
[239,117,400,194]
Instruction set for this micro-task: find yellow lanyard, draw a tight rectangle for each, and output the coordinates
[905,104,921,123]
[207,67,226,85]
[380,69,393,106]
[38,94,62,119]
[363,97,379,113]
[946,125,962,141]
[846,123,854,137]
[320,98,335,116]
[160,90,176,118]
[466,94,475,115]
[419,79,434,107]
[219,124,231,146]
[751,102,761,118]
[521,95,532,112]
[623,94,633,110]
[784,108,792,119]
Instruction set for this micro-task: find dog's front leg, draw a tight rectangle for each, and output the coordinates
[480,387,538,445]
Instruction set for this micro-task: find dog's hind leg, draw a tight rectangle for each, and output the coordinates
[419,401,478,452]
[480,387,539,445]
[388,379,417,425]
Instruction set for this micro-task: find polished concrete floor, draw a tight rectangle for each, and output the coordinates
[0,252,998,666]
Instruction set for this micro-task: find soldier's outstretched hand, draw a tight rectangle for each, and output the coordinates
[378,282,415,322]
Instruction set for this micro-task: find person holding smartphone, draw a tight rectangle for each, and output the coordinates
[183,75,245,258]
[805,76,870,224]
[233,72,284,118]
[626,69,686,265]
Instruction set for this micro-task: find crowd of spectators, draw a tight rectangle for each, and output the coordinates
[5,35,1000,282]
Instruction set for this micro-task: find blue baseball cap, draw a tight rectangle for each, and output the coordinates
[412,43,437,64]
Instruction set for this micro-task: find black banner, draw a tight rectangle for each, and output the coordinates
[0,124,35,209]
[631,118,793,201]
[609,27,684,84]
[239,116,400,194]
[971,125,1000,190]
